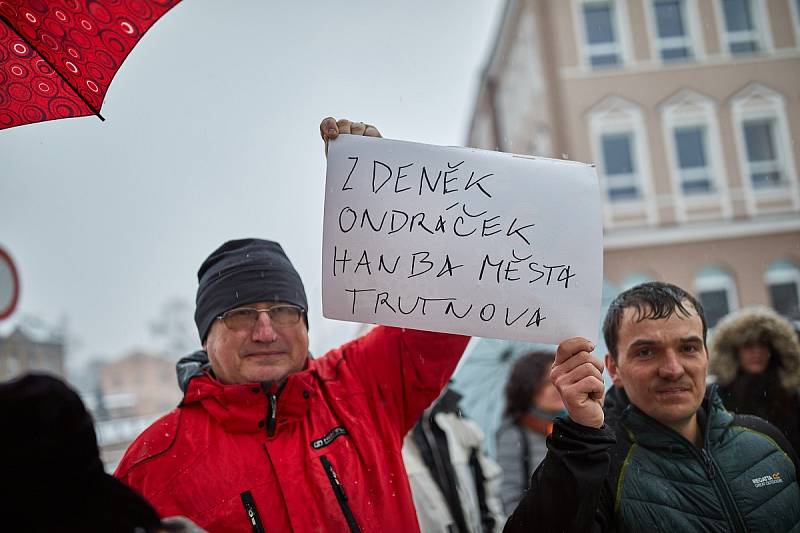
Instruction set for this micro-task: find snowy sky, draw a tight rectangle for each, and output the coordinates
[0,1,504,374]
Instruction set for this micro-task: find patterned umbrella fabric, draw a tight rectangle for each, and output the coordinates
[0,0,181,130]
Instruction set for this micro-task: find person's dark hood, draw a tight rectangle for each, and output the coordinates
[176,350,211,393]
[432,387,463,416]
[709,306,800,390]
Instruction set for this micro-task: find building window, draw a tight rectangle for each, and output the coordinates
[582,1,622,67]
[721,0,763,54]
[653,0,692,60]
[695,267,738,328]
[731,84,798,212]
[589,97,655,220]
[660,89,728,218]
[601,132,640,201]
[674,126,713,194]
[742,118,783,188]
[765,261,800,319]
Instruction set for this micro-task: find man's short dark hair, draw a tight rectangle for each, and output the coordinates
[603,281,707,362]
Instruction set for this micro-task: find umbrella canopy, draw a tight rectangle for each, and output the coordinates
[0,0,181,130]
[450,338,553,457]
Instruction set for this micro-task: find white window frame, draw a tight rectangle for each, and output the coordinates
[588,97,658,227]
[713,0,773,56]
[660,90,731,222]
[694,267,739,327]
[730,84,800,215]
[764,260,800,316]
[645,0,705,63]
[572,0,632,70]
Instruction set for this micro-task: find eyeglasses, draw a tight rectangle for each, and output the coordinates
[217,304,305,331]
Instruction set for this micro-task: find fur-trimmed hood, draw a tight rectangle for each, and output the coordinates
[709,306,800,390]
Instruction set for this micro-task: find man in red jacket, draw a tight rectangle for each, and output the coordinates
[115,118,471,532]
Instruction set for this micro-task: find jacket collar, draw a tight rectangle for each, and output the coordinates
[183,368,316,434]
[611,384,733,450]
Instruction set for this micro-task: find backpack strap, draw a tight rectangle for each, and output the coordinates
[733,413,799,481]
[468,448,496,533]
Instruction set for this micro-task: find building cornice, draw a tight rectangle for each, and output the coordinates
[560,49,800,81]
[604,215,800,250]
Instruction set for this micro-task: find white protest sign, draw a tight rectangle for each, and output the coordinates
[322,135,603,344]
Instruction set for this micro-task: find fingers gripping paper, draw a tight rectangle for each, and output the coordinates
[322,136,603,344]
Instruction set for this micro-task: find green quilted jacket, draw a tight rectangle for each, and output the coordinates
[504,385,800,532]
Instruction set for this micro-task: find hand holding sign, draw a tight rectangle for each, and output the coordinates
[551,337,605,428]
[320,117,382,155]
[322,135,603,344]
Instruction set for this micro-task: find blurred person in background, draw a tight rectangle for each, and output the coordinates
[403,387,504,533]
[494,349,563,514]
[0,373,204,533]
[710,306,800,454]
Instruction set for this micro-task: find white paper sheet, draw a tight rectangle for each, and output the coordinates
[322,135,603,344]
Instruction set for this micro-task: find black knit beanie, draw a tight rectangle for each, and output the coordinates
[194,238,309,342]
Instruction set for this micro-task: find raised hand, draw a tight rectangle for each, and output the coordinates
[319,117,381,155]
[550,337,605,428]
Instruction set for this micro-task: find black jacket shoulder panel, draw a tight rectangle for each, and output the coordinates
[733,413,799,476]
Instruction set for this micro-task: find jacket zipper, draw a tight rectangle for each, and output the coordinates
[626,404,748,533]
[240,490,266,533]
[266,393,277,436]
[320,455,361,533]
[261,381,278,436]
[700,448,747,533]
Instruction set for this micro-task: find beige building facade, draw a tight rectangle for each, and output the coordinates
[469,0,800,328]
[99,350,181,418]
[95,350,182,469]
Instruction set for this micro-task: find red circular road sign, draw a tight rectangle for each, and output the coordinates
[0,246,20,320]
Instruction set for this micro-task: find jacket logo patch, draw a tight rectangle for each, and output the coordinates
[751,472,783,488]
[311,426,348,450]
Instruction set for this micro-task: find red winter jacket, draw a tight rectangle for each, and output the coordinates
[115,326,469,532]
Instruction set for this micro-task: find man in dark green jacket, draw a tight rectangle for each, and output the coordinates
[504,282,800,532]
